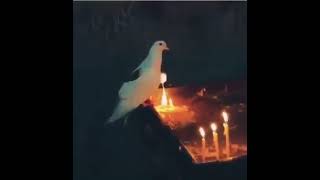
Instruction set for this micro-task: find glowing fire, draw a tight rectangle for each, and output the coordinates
[161,88,168,106]
[169,98,174,107]
[222,111,229,123]
[160,89,174,108]
[199,127,205,138]
[156,72,188,116]
[154,72,195,129]
[210,123,217,132]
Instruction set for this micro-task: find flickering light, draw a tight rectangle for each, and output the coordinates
[222,111,229,123]
[199,127,205,138]
[210,123,217,132]
[169,98,174,107]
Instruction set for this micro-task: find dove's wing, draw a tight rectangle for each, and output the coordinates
[118,55,149,99]
[128,67,141,81]
[118,80,133,99]
[132,55,150,73]
[119,80,136,100]
[118,68,142,99]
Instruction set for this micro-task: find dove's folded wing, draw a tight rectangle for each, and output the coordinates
[118,56,149,99]
[132,56,149,73]
[118,63,141,99]
[119,80,135,99]
[127,68,140,82]
[119,78,143,99]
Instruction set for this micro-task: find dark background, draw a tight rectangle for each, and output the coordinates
[73,1,246,180]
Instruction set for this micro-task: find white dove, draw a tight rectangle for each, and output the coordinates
[105,40,169,125]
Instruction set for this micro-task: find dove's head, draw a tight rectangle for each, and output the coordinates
[151,41,169,52]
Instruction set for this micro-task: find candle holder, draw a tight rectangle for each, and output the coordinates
[153,85,247,163]
[127,82,247,180]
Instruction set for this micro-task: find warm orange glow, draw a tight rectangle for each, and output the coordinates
[199,127,205,138]
[169,98,174,107]
[161,87,168,106]
[160,73,167,84]
[210,123,217,132]
[222,111,229,123]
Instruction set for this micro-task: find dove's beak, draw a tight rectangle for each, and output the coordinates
[164,46,170,51]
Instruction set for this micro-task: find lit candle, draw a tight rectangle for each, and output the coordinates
[210,123,220,160]
[199,127,206,162]
[161,88,168,106]
[222,111,231,158]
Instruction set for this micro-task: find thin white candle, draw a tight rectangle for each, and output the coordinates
[211,123,220,160]
[199,127,206,162]
[160,73,167,84]
[222,111,231,158]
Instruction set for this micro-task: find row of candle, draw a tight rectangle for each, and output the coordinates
[199,111,231,161]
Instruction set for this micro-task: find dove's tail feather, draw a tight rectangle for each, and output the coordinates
[104,101,133,126]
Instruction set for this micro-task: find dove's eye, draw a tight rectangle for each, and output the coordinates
[159,43,163,46]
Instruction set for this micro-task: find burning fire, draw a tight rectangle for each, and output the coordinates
[210,123,217,132]
[156,72,190,115]
[154,73,197,130]
[169,98,174,107]
[160,88,174,108]
[199,127,205,138]
[161,88,168,106]
[160,73,174,107]
[222,111,229,123]
[160,73,169,106]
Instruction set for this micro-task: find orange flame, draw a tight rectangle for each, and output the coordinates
[161,87,168,106]
[199,127,205,138]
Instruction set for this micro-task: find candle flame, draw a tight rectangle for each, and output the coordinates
[160,73,167,84]
[222,111,229,123]
[169,98,174,107]
[161,88,168,106]
[210,123,217,132]
[199,127,205,138]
